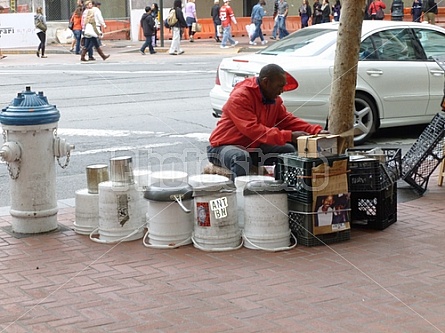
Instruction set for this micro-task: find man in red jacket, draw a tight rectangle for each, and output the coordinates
[207,63,328,180]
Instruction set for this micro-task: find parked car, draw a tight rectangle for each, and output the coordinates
[209,21,445,144]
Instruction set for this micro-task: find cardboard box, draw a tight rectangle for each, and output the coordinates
[297,135,341,157]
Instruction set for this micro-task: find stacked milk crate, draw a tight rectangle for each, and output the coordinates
[347,148,401,230]
[276,135,351,246]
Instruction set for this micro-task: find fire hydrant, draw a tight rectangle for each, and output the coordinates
[0,87,75,234]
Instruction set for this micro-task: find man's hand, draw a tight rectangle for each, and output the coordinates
[291,131,309,143]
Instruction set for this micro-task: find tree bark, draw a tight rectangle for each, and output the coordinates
[328,0,367,152]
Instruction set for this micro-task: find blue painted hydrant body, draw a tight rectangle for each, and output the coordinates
[0,87,74,234]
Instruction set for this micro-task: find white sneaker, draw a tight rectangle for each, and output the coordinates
[233,41,239,46]
[261,40,268,45]
[249,41,257,45]
[220,45,229,49]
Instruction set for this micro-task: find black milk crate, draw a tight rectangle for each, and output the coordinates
[288,198,351,247]
[347,147,402,188]
[402,113,445,194]
[350,183,397,230]
[276,153,349,203]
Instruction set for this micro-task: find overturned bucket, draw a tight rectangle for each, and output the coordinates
[74,188,99,235]
[191,174,242,251]
[90,181,147,244]
[243,180,296,251]
[143,182,194,249]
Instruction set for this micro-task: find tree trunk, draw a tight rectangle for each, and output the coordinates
[328,0,367,152]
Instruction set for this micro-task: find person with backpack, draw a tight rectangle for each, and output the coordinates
[368,0,386,20]
[423,0,438,24]
[139,6,156,55]
[34,7,48,58]
[168,0,187,55]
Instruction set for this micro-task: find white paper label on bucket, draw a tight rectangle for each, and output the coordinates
[210,197,229,219]
[196,202,211,226]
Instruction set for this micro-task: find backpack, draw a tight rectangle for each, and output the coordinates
[164,8,178,28]
[375,7,385,19]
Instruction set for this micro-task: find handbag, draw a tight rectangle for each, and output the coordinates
[68,20,74,30]
[35,19,47,32]
[84,23,98,38]
[375,7,385,19]
[191,22,202,32]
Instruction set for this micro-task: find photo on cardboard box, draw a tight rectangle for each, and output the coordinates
[313,192,350,235]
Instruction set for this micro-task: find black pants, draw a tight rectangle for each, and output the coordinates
[37,31,46,56]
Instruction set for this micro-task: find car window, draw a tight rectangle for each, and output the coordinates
[360,29,418,61]
[414,28,445,60]
[259,29,337,56]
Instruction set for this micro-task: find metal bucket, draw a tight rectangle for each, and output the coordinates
[191,175,242,252]
[86,164,109,194]
[110,156,134,187]
[74,188,99,235]
[243,180,296,251]
[143,183,194,249]
[90,181,147,244]
[234,175,274,229]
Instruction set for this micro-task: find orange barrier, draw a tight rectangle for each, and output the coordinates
[139,16,301,41]
[103,20,130,40]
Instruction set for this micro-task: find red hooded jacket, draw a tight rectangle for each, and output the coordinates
[209,77,322,150]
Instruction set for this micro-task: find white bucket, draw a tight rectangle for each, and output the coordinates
[191,176,242,251]
[133,169,152,189]
[143,183,194,249]
[90,181,147,244]
[234,175,274,229]
[74,188,99,235]
[243,180,296,251]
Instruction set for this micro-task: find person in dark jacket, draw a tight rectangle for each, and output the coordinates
[168,0,187,55]
[423,0,438,24]
[312,0,322,25]
[321,0,331,23]
[211,0,222,42]
[411,0,422,22]
[332,0,341,21]
[140,6,156,55]
[299,0,312,28]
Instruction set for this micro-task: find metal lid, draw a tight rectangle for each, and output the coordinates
[144,183,193,201]
[0,87,60,126]
[243,180,289,196]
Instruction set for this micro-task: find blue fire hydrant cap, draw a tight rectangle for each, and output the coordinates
[0,86,60,126]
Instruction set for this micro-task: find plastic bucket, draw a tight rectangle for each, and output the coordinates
[90,181,147,244]
[243,180,296,251]
[74,188,99,235]
[150,170,188,188]
[143,183,194,249]
[234,175,274,229]
[190,175,242,251]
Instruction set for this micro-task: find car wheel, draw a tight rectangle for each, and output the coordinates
[354,92,377,145]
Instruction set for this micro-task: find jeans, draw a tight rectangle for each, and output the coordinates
[250,20,264,42]
[221,25,236,47]
[140,35,155,54]
[272,17,279,38]
[73,29,82,54]
[207,143,296,180]
[277,16,289,39]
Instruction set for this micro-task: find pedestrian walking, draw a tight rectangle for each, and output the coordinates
[368,0,386,20]
[423,0,438,25]
[299,0,312,28]
[185,0,198,42]
[168,0,187,55]
[332,0,341,21]
[70,5,83,55]
[34,7,47,58]
[140,6,156,54]
[219,0,238,49]
[80,9,110,61]
[249,0,268,46]
[151,3,160,47]
[276,0,289,39]
[211,0,222,42]
[321,0,331,23]
[411,0,422,22]
[270,0,279,39]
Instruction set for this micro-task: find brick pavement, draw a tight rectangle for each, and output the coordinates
[0,172,444,333]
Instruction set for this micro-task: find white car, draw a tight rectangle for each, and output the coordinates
[209,21,445,144]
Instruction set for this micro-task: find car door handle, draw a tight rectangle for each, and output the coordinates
[366,69,383,76]
[429,69,444,77]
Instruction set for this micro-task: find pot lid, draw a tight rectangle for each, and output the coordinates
[243,180,289,196]
[144,183,193,201]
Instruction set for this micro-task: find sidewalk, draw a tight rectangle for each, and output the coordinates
[0,170,444,332]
